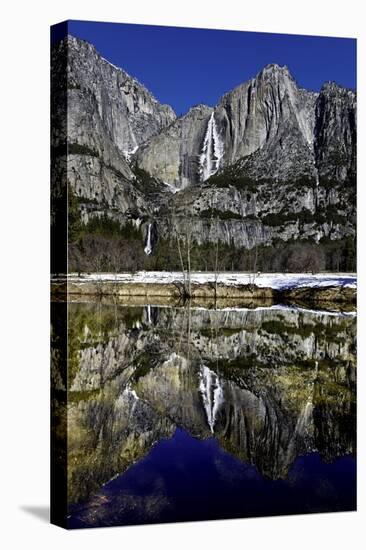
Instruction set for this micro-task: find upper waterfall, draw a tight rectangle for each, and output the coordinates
[199,112,223,182]
[199,365,224,433]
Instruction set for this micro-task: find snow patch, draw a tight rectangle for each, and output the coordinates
[68,271,357,291]
[162,181,180,193]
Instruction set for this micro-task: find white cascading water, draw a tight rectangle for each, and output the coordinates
[122,383,139,416]
[200,112,223,182]
[122,145,139,163]
[144,223,152,255]
[199,365,224,433]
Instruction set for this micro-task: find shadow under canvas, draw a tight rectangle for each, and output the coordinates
[20,506,50,523]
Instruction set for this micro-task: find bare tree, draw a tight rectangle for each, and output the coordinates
[185,216,193,298]
[172,203,194,301]
[247,242,259,286]
[110,247,123,297]
[208,189,221,303]
[213,216,220,302]
[287,244,325,273]
[90,248,105,297]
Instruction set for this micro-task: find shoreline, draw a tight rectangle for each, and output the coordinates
[51,272,357,309]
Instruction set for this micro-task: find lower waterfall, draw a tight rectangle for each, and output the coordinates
[144,223,152,255]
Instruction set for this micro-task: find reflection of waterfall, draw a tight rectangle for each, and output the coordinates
[122,383,140,417]
[199,365,224,433]
[295,401,314,439]
[200,112,223,181]
[146,304,151,324]
[144,305,159,325]
[144,223,152,255]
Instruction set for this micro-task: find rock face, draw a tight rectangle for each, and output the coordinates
[51,35,356,267]
[137,64,320,187]
[314,82,357,183]
[51,35,176,226]
[59,35,176,155]
[136,63,356,188]
[137,104,214,189]
[159,179,355,250]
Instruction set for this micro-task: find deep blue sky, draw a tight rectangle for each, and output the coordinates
[58,20,356,115]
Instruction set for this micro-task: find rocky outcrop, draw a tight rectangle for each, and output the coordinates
[314,82,357,183]
[136,63,356,188]
[136,104,214,189]
[59,35,176,155]
[133,63,356,254]
[136,64,319,186]
[214,65,317,178]
[51,35,176,227]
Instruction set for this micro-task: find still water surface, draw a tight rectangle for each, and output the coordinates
[52,302,356,527]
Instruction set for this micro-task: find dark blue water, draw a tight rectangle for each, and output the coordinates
[68,427,356,528]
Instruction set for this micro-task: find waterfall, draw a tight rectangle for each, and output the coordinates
[123,383,139,416]
[200,112,223,182]
[199,365,224,433]
[122,145,139,163]
[144,223,152,255]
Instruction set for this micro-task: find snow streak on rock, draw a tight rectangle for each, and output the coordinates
[122,145,139,163]
[200,112,223,181]
[199,365,224,433]
[162,181,180,193]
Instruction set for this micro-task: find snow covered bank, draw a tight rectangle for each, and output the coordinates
[65,271,356,291]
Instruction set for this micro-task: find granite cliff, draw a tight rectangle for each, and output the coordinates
[51,35,356,272]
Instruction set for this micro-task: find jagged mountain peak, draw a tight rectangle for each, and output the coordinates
[52,33,176,159]
[65,34,175,112]
[257,62,291,77]
[51,36,356,267]
[187,104,213,114]
[135,56,355,189]
[320,80,356,97]
[183,104,213,118]
[218,63,293,101]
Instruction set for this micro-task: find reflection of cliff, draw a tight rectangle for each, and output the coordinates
[67,369,175,503]
[135,355,355,481]
[65,303,356,392]
[53,302,356,504]
[213,362,355,479]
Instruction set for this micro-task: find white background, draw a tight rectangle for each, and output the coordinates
[0,0,364,548]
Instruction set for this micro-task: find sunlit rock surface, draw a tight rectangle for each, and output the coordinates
[51,37,356,258]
